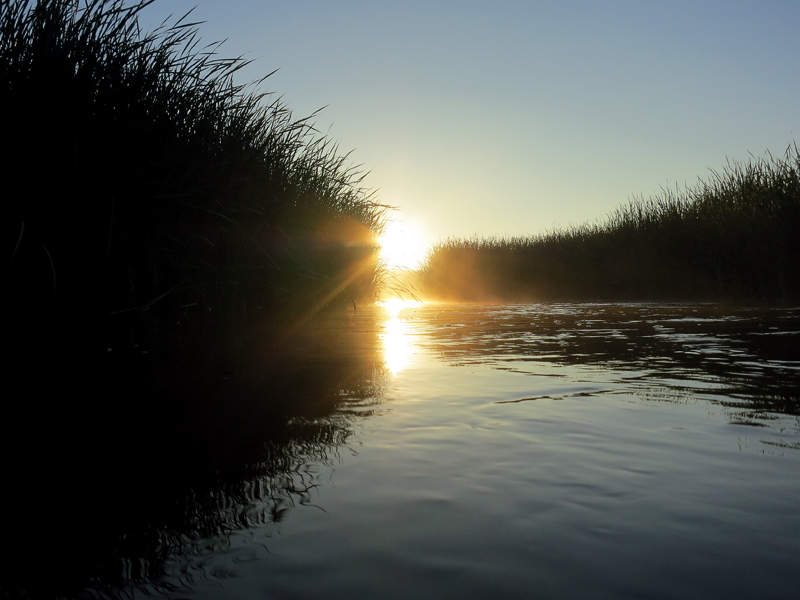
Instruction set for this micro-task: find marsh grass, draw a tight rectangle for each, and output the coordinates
[1,4,394,594]
[0,0,387,303]
[417,145,800,302]
[0,0,391,371]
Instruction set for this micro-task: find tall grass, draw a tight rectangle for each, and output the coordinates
[417,145,800,302]
[2,6,393,594]
[0,0,387,329]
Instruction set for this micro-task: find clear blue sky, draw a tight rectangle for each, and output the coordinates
[139,0,798,252]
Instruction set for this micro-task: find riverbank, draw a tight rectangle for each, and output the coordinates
[415,145,800,304]
[0,0,389,410]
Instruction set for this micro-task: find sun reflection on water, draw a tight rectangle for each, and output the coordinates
[378,299,422,374]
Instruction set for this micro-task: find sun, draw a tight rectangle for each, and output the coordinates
[378,219,427,270]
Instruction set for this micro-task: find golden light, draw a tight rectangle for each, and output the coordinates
[380,297,418,317]
[378,219,428,270]
[377,298,422,374]
[381,317,411,374]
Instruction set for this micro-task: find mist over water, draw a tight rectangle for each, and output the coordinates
[2,303,798,599]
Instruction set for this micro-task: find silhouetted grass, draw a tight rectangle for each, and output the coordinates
[0,5,395,594]
[1,0,387,314]
[0,0,391,375]
[417,145,800,302]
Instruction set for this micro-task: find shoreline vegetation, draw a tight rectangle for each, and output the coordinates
[413,145,800,304]
[1,0,390,372]
[0,0,398,531]
[0,5,392,593]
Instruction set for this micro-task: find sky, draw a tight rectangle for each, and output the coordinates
[138,0,798,261]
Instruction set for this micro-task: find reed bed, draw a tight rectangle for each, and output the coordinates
[0,5,392,593]
[417,145,800,302]
[1,0,389,363]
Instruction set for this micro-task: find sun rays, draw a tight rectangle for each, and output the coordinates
[377,219,428,271]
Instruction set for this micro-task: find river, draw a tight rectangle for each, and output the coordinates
[2,302,798,599]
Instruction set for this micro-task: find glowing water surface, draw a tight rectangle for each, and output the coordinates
[6,303,799,599]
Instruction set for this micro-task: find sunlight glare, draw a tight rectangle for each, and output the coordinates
[378,219,427,270]
[378,298,422,374]
[381,317,411,374]
[380,297,420,317]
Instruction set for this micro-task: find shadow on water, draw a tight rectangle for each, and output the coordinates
[420,303,800,417]
[2,302,798,599]
[0,309,389,599]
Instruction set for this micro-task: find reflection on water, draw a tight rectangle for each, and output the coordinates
[415,303,800,416]
[0,310,390,599]
[1,303,798,599]
[378,299,419,374]
[381,316,412,374]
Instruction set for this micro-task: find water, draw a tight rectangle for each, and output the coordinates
[2,303,798,599]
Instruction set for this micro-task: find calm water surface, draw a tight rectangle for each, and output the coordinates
[4,303,799,599]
